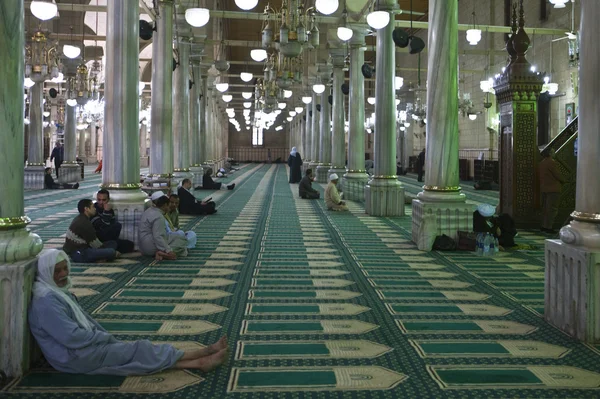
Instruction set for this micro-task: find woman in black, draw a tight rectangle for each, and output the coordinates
[288,147,303,183]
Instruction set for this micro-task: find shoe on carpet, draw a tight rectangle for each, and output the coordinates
[227,183,235,190]
[73,183,80,189]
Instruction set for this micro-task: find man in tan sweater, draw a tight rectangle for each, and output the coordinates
[539,148,565,234]
[324,174,348,211]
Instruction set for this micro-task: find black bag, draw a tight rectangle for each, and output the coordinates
[433,234,457,251]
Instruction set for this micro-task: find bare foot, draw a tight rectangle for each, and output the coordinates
[204,336,227,355]
[193,348,228,372]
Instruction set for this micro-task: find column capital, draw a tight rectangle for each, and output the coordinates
[349,27,369,47]
[329,48,346,68]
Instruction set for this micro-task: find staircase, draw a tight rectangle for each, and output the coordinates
[544,115,578,228]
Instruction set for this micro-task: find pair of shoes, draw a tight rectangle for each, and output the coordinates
[227,183,235,190]
[73,182,80,189]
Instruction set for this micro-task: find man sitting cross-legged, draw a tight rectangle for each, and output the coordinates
[63,199,120,262]
[139,193,188,260]
[29,249,228,375]
[44,167,79,190]
[91,189,135,253]
[299,169,320,199]
[165,194,197,249]
[178,178,217,215]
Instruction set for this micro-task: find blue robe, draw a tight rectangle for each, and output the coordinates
[29,291,184,375]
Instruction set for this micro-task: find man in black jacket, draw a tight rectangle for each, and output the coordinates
[50,142,64,178]
[44,167,79,189]
[299,169,320,199]
[90,189,135,253]
[178,179,217,215]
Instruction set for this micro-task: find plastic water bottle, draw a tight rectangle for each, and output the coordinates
[483,234,491,256]
[489,235,495,255]
[476,233,483,256]
[494,237,500,253]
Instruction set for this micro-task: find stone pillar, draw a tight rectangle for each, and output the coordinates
[172,39,192,184]
[545,0,600,344]
[0,0,44,378]
[344,30,369,201]
[494,1,544,229]
[59,103,81,183]
[89,119,97,163]
[309,91,320,170]
[102,0,147,245]
[316,66,332,183]
[198,77,207,165]
[24,81,46,188]
[78,127,86,158]
[364,0,404,216]
[139,123,149,167]
[303,100,312,171]
[189,63,203,186]
[329,51,347,187]
[146,0,174,189]
[411,0,474,250]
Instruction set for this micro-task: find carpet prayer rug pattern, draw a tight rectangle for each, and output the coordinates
[2,165,599,398]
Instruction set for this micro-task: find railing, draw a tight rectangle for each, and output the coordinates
[228,147,290,163]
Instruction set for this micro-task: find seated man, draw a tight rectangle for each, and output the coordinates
[139,194,188,260]
[473,203,517,249]
[199,169,235,190]
[165,194,197,249]
[29,248,228,375]
[44,167,79,190]
[178,179,217,215]
[325,173,348,211]
[299,169,320,199]
[63,199,119,263]
[91,189,134,253]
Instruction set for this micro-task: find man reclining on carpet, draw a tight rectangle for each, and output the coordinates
[29,249,228,375]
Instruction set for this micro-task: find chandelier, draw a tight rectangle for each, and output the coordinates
[25,30,59,83]
[66,64,92,106]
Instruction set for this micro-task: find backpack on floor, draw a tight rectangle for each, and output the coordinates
[433,234,457,251]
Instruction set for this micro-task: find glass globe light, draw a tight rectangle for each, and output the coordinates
[185,8,210,27]
[243,102,252,108]
[66,99,78,107]
[242,92,253,99]
[466,29,482,45]
[289,111,297,116]
[549,0,568,8]
[63,45,81,59]
[250,49,268,62]
[24,77,36,88]
[312,84,325,94]
[468,113,477,121]
[215,83,229,92]
[337,26,353,41]
[30,1,57,21]
[283,90,293,98]
[278,102,287,109]
[302,96,312,104]
[43,111,51,117]
[222,94,233,102]
[286,117,293,122]
[235,0,259,10]
[295,106,303,113]
[366,11,390,30]
[315,0,339,15]
[240,72,253,82]
[138,82,146,93]
[367,97,376,105]
[395,76,404,90]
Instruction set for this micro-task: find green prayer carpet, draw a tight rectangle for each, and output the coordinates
[2,164,599,398]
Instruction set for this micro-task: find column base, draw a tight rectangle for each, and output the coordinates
[85,156,97,164]
[343,172,369,202]
[0,228,43,263]
[0,257,40,378]
[364,179,405,217]
[411,195,475,251]
[308,162,320,173]
[139,156,149,168]
[189,165,205,187]
[545,239,600,344]
[57,163,82,184]
[172,170,193,187]
[559,220,600,250]
[109,188,149,249]
[316,164,331,184]
[24,165,46,190]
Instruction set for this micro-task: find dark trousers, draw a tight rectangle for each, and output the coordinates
[70,241,118,263]
[417,168,424,182]
[203,182,222,189]
[541,192,561,230]
[49,183,77,189]
[97,222,134,253]
[301,191,320,199]
[54,161,62,178]
[182,201,217,215]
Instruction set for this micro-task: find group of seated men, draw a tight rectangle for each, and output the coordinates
[298,168,348,211]
[62,177,224,263]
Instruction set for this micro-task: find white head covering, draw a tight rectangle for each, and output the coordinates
[290,146,297,156]
[329,173,339,182]
[33,249,94,331]
[151,191,167,202]
[477,203,496,218]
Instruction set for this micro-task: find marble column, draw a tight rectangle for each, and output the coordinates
[545,0,600,344]
[329,51,347,188]
[199,77,207,165]
[344,30,369,201]
[139,123,148,167]
[24,82,46,189]
[146,0,174,187]
[59,103,81,183]
[0,0,43,378]
[172,39,192,183]
[309,91,320,171]
[203,91,214,170]
[364,0,404,216]
[189,63,203,186]
[89,119,97,163]
[102,0,147,245]
[411,0,473,249]
[316,66,332,183]
[303,99,312,171]
[78,127,86,158]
